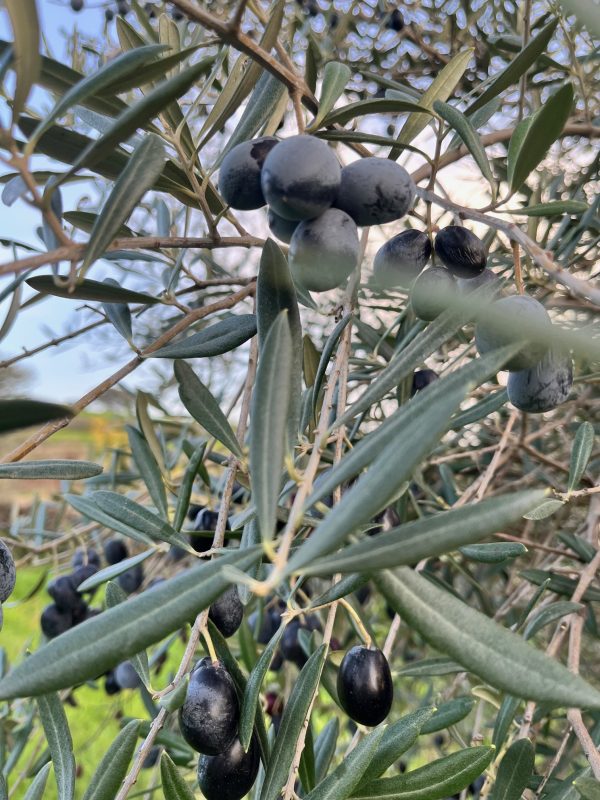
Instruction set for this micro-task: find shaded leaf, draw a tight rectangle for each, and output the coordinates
[420,696,475,734]
[126,425,168,518]
[524,601,583,641]
[308,61,352,132]
[398,658,464,677]
[5,0,40,124]
[77,549,156,592]
[312,313,353,417]
[574,778,600,800]
[65,493,155,546]
[160,752,196,800]
[315,719,339,784]
[240,625,285,751]
[490,738,535,800]
[92,491,187,548]
[376,568,600,708]
[149,315,257,359]
[106,582,151,688]
[81,720,140,800]
[101,278,133,345]
[173,441,207,532]
[520,569,600,603]
[568,421,594,493]
[503,200,588,216]
[0,460,102,480]
[36,693,76,800]
[23,763,52,800]
[305,727,385,800]
[318,97,428,128]
[0,399,72,434]
[434,100,495,195]
[459,542,527,564]
[26,276,159,305]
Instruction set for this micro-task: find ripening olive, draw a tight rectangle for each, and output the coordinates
[434,226,487,278]
[507,349,573,413]
[289,208,360,292]
[115,661,142,689]
[337,645,393,726]
[267,209,300,244]
[261,135,341,221]
[373,229,431,288]
[218,137,279,210]
[179,660,239,755]
[197,735,260,800]
[474,295,551,371]
[104,538,129,565]
[41,604,72,638]
[209,586,244,638]
[0,540,16,603]
[410,267,456,321]
[335,157,415,226]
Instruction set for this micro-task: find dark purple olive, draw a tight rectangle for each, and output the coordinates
[197,735,260,800]
[410,267,456,321]
[47,575,82,612]
[72,548,100,569]
[171,8,184,20]
[386,8,404,30]
[289,208,360,292]
[209,586,243,638]
[261,135,341,221]
[335,157,415,226]
[411,368,438,395]
[115,661,142,689]
[508,349,573,413]
[0,540,16,603]
[41,604,72,638]
[117,563,144,594]
[104,538,129,565]
[248,608,280,645]
[179,659,239,755]
[337,645,393,726]
[219,137,279,210]
[189,508,230,553]
[475,295,551,371]
[374,229,431,288]
[104,669,121,695]
[71,564,98,591]
[281,616,320,668]
[268,209,300,244]
[434,226,487,278]
[187,504,205,521]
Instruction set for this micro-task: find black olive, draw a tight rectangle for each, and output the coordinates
[197,735,260,800]
[248,608,280,644]
[335,157,415,226]
[218,137,279,210]
[289,208,360,292]
[411,368,438,395]
[114,661,142,689]
[41,604,72,638]
[337,645,393,726]
[280,616,320,668]
[268,208,300,244]
[179,659,239,755]
[118,563,144,594]
[474,295,551,371]
[70,0,84,10]
[71,563,98,591]
[434,226,487,278]
[104,669,121,695]
[104,538,129,565]
[508,349,573,413]
[373,229,431,288]
[105,7,114,20]
[261,135,341,221]
[72,547,100,569]
[0,540,16,603]
[189,509,230,553]
[117,1,128,14]
[209,586,244,638]
[386,8,404,30]
[47,575,83,612]
[410,266,456,321]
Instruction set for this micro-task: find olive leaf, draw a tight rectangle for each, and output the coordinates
[308,61,352,132]
[568,421,595,493]
[315,719,339,784]
[77,549,156,593]
[149,315,257,359]
[105,582,151,688]
[92,491,187,549]
[459,542,527,564]
[0,460,103,480]
[305,727,385,800]
[490,738,535,800]
[0,399,73,434]
[101,278,133,345]
[26,276,159,305]
[160,753,196,800]
[5,0,40,124]
[420,696,475,734]
[37,693,76,800]
[126,425,168,519]
[240,625,285,750]
[22,763,52,800]
[81,720,141,800]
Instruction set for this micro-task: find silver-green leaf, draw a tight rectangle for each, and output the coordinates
[37,693,76,800]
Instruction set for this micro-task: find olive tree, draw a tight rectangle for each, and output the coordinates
[0,0,599,798]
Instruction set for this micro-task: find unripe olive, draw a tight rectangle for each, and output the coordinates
[289,208,360,292]
[209,586,244,638]
[197,735,260,800]
[261,135,341,221]
[267,209,300,244]
[474,295,551,371]
[410,267,456,321]
[373,229,431,288]
[335,157,415,226]
[337,645,393,726]
[218,137,279,210]
[0,540,16,603]
[434,226,487,278]
[179,659,239,755]
[508,349,573,413]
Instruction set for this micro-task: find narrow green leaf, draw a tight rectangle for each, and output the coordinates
[503,200,588,216]
[318,98,428,129]
[104,46,204,94]
[392,49,473,153]
[158,674,189,713]
[77,549,156,592]
[493,695,520,750]
[420,696,475,734]
[81,720,140,800]
[524,601,583,641]
[376,568,600,708]
[173,441,207,532]
[523,499,565,520]
[82,134,166,270]
[568,421,595,493]
[359,707,437,785]
[0,547,260,698]
[305,727,385,800]
[126,425,168,518]
[520,570,600,603]
[0,460,102,480]
[434,100,495,195]
[0,399,72,433]
[240,625,285,751]
[251,312,293,544]
[312,313,353,417]
[65,493,155,546]
[352,746,494,800]
[160,752,196,800]
[101,278,133,345]
[398,658,463,677]
[23,763,51,800]
[509,84,573,192]
[175,361,243,458]
[466,19,559,114]
[5,0,40,124]
[315,719,339,784]
[27,45,166,149]
[92,490,187,548]
[459,542,527,564]
[260,646,327,800]
[149,315,257,359]
[451,389,507,429]
[303,335,320,388]
[37,693,76,800]
[308,61,352,132]
[106,582,151,688]
[491,738,535,800]
[26,276,159,305]
[574,778,600,800]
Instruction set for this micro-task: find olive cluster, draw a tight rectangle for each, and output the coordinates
[0,540,16,629]
[218,134,415,291]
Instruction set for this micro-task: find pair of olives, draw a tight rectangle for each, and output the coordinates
[218,134,416,292]
[179,658,259,800]
[41,548,101,639]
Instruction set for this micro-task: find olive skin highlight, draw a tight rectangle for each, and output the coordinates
[337,645,393,726]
